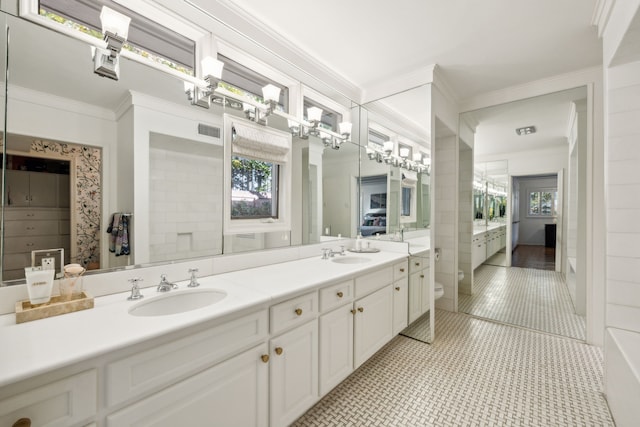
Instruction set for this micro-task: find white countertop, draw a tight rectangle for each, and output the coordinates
[0,250,407,388]
[473,223,507,236]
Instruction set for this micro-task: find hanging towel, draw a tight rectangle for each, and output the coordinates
[106,213,131,256]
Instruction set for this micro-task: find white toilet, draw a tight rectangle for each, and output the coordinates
[434,270,464,301]
[434,282,444,300]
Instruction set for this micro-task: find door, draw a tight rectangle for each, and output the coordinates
[319,303,353,396]
[270,320,318,427]
[354,285,393,368]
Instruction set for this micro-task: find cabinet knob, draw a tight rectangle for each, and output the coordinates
[261,354,270,363]
[420,274,425,278]
[337,291,344,298]
[12,419,31,427]
[395,286,400,291]
[294,308,303,316]
[351,309,356,315]
[399,268,405,272]
[275,347,283,355]
[357,307,364,313]
[415,262,420,266]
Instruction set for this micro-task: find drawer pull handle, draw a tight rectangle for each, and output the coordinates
[415,262,420,266]
[294,308,303,316]
[261,354,270,363]
[26,243,34,247]
[420,274,425,278]
[357,307,364,313]
[351,309,356,315]
[12,419,31,427]
[275,347,283,355]
[395,286,400,291]
[400,268,405,272]
[337,291,344,298]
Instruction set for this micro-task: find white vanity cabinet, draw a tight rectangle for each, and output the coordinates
[353,285,393,368]
[106,344,269,427]
[408,256,431,324]
[269,292,319,427]
[319,280,355,397]
[0,370,97,427]
[392,260,409,335]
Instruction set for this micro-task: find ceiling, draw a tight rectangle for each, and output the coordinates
[210,0,602,102]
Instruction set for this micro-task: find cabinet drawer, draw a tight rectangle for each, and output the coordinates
[4,209,67,221]
[0,370,97,427]
[409,256,428,273]
[355,266,392,298]
[106,309,268,408]
[4,236,63,254]
[4,220,60,237]
[393,260,408,281]
[319,280,354,313]
[270,292,317,335]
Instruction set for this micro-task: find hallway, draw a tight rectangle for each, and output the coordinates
[459,265,585,340]
[294,310,611,426]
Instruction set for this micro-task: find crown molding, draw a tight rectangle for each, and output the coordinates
[361,64,436,105]
[592,0,616,38]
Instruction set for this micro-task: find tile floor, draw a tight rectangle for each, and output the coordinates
[459,265,586,340]
[293,310,613,427]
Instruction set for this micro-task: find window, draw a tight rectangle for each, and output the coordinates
[303,98,343,132]
[224,116,292,234]
[528,190,557,216]
[401,187,412,216]
[231,157,279,219]
[370,193,387,209]
[38,0,195,75]
[219,55,288,112]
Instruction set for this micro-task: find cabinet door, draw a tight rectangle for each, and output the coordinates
[420,267,431,315]
[392,279,408,335]
[106,344,269,427]
[319,303,353,396]
[28,172,57,207]
[354,285,393,369]
[5,170,30,207]
[58,174,70,208]
[270,320,318,427]
[408,272,422,323]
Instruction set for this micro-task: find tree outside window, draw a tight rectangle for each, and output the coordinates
[528,190,556,217]
[231,157,279,219]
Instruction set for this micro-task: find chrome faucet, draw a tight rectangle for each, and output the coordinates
[188,268,200,288]
[321,245,346,259]
[127,277,144,300]
[157,274,178,292]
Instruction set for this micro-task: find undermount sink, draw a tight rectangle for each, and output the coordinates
[331,257,372,265]
[129,288,227,317]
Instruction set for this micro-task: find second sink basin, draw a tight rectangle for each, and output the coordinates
[331,256,372,265]
[129,288,227,317]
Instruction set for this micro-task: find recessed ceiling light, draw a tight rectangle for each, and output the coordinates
[516,126,536,135]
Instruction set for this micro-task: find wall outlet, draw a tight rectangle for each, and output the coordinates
[41,257,55,270]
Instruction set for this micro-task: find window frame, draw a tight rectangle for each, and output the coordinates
[223,115,292,234]
[527,188,557,218]
[20,0,207,82]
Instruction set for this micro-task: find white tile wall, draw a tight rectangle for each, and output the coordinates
[435,135,458,311]
[149,146,223,263]
[606,60,640,335]
[458,148,473,295]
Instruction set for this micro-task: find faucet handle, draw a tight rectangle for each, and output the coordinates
[188,268,200,288]
[321,248,330,259]
[127,278,144,300]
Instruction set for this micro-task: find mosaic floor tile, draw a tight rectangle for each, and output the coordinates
[294,310,612,427]
[459,265,586,340]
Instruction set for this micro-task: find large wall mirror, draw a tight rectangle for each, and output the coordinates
[0,9,359,285]
[359,85,434,343]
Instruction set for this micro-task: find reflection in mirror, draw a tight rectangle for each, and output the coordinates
[0,11,356,285]
[359,84,433,343]
[473,161,508,268]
